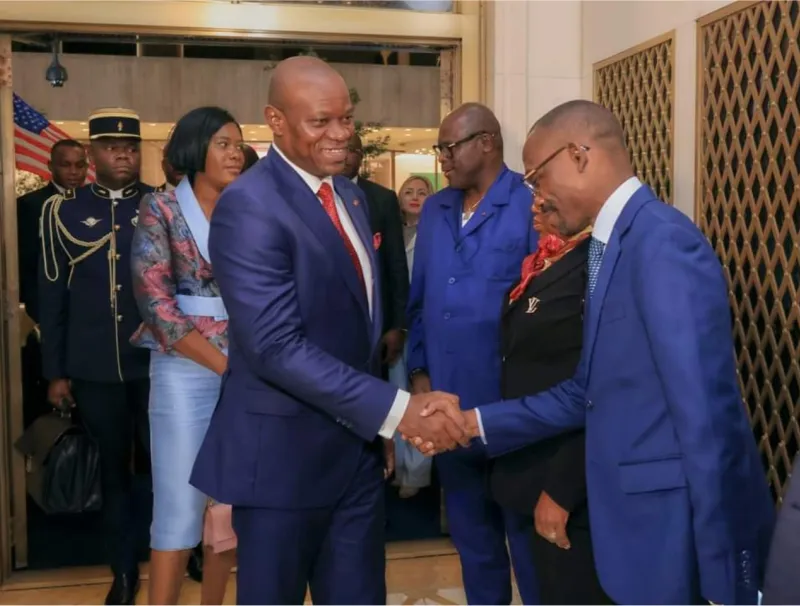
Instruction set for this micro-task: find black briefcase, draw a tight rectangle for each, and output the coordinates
[14,405,102,514]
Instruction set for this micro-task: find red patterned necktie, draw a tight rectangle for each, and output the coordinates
[317,182,365,290]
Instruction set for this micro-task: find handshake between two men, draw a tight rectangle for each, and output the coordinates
[396,390,478,455]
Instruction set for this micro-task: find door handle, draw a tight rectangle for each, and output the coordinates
[18,303,39,343]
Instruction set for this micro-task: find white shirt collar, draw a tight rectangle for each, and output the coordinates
[592,176,642,244]
[351,176,358,185]
[272,143,334,195]
[52,182,66,194]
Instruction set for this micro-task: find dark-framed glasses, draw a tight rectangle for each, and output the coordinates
[523,143,590,195]
[433,131,494,159]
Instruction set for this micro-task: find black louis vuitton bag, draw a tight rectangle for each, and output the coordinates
[14,401,102,514]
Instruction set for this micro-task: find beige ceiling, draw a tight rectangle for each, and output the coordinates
[54,121,438,155]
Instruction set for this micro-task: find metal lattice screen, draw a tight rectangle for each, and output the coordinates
[697,1,800,503]
[594,33,675,204]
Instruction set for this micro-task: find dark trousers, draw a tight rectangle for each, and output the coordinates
[436,444,538,605]
[233,447,386,605]
[528,508,611,605]
[72,378,150,575]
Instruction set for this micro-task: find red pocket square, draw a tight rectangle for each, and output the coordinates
[373,233,382,250]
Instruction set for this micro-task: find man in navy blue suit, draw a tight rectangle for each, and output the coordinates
[419,100,775,605]
[190,56,467,605]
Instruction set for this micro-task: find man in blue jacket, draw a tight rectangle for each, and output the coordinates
[407,103,539,604]
[420,100,774,605]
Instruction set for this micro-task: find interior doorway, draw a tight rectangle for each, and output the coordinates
[0,0,481,589]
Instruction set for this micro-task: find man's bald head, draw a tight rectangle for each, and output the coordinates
[264,56,355,178]
[268,56,347,109]
[436,102,504,191]
[529,100,626,154]
[441,102,503,152]
[521,99,635,237]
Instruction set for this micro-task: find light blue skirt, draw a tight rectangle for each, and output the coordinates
[149,351,221,551]
[389,344,432,489]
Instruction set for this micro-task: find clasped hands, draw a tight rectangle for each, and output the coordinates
[397,390,478,456]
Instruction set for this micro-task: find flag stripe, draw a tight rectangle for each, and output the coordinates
[13,93,95,183]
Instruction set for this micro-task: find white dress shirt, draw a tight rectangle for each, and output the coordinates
[272,145,409,438]
[474,175,643,443]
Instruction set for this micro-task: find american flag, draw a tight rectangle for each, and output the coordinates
[13,93,95,181]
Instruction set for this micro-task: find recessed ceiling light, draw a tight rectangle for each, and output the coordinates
[79,122,87,126]
[404,133,411,137]
[404,128,411,132]
[149,123,156,126]
[258,125,266,129]
[54,121,63,125]
[81,128,88,132]
[385,128,392,131]
[425,128,433,132]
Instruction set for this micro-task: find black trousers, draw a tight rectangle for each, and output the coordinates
[528,510,613,605]
[71,378,150,575]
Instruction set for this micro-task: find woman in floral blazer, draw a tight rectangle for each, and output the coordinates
[130,106,245,604]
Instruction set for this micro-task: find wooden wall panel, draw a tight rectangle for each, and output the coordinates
[697,0,800,502]
[12,53,441,127]
[593,32,675,205]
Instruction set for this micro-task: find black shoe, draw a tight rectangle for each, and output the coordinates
[105,569,140,605]
[187,543,204,583]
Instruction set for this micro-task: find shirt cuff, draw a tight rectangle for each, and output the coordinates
[378,389,410,439]
[475,407,488,444]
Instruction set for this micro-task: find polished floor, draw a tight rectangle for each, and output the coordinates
[0,539,523,605]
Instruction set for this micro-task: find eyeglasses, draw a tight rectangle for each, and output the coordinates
[433,131,493,159]
[523,143,590,195]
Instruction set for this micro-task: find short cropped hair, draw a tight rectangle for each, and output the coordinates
[242,144,259,172]
[50,139,84,160]
[165,106,240,180]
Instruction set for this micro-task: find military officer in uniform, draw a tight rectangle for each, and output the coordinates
[38,108,153,605]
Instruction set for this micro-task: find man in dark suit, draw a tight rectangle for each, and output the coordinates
[17,139,88,428]
[17,139,88,323]
[39,109,153,604]
[342,134,408,369]
[421,100,774,605]
[763,456,798,604]
[189,56,467,605]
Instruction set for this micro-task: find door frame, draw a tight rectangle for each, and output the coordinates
[0,0,484,588]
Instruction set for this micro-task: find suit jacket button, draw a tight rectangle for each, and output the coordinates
[117,314,123,322]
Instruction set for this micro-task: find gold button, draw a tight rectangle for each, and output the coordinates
[112,200,119,207]
[116,284,122,291]
[115,254,121,261]
[114,224,120,231]
[116,314,123,322]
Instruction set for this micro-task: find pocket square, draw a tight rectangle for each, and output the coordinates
[373,232,382,251]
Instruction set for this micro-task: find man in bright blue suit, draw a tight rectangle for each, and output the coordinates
[420,100,775,605]
[407,103,540,605]
[190,56,467,605]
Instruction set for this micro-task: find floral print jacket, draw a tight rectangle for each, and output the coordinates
[130,188,228,354]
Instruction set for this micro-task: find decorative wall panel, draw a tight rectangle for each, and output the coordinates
[697,0,800,502]
[594,32,675,204]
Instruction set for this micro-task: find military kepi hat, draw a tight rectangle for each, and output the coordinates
[88,108,141,140]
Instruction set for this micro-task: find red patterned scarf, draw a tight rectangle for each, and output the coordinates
[508,228,592,304]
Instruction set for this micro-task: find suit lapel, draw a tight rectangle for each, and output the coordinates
[583,230,621,373]
[505,238,589,316]
[269,153,370,324]
[334,176,383,347]
[583,186,657,374]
